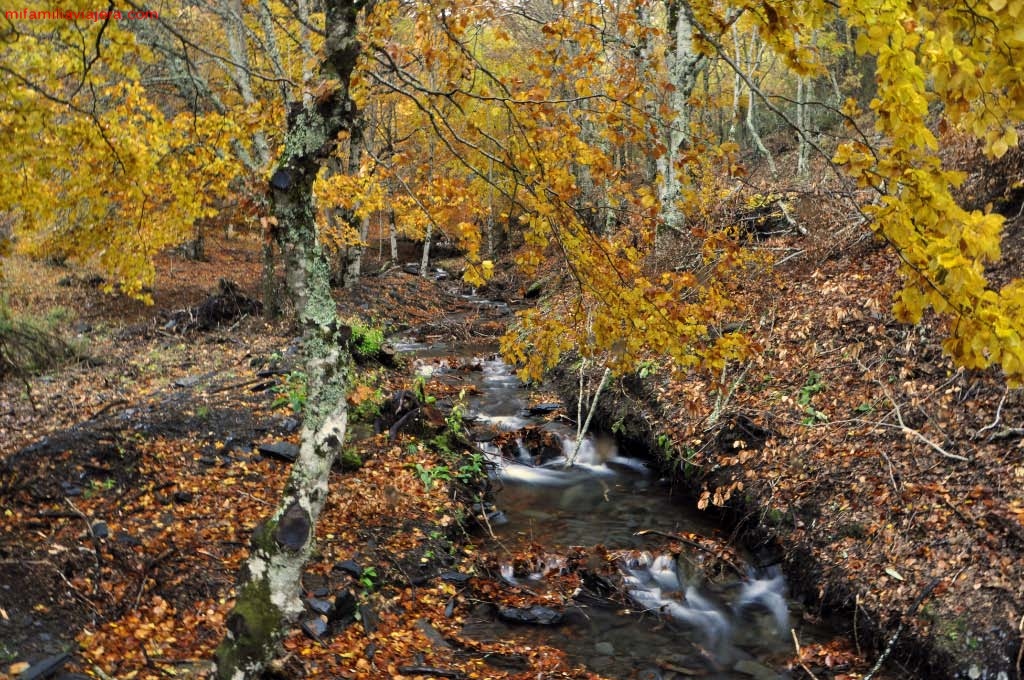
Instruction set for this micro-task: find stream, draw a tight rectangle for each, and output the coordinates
[393,294,822,679]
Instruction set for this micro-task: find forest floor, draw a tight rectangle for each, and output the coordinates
[545,138,1024,678]
[0,136,1023,680]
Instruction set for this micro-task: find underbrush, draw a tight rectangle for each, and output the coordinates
[0,301,80,378]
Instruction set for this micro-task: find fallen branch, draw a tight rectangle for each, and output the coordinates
[863,577,940,680]
[791,628,820,680]
[861,365,969,462]
[65,498,103,595]
[974,387,1008,439]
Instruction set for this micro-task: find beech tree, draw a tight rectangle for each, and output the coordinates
[2,3,1024,669]
[213,2,366,676]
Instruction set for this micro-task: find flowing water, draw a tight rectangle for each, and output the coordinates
[398,339,819,679]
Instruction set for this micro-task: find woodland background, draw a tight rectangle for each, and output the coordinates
[1,1,1024,679]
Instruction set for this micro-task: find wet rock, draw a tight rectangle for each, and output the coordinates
[306,597,332,616]
[594,641,615,656]
[733,659,782,680]
[497,605,564,626]
[300,616,328,640]
[415,618,453,650]
[485,509,508,526]
[15,651,71,680]
[527,402,561,415]
[470,427,499,443]
[333,559,363,578]
[359,600,378,634]
[60,482,82,497]
[256,441,299,462]
[440,570,472,584]
[482,652,528,671]
[115,531,141,546]
[329,589,358,628]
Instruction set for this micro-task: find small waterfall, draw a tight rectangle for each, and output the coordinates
[388,346,811,674]
[624,551,790,650]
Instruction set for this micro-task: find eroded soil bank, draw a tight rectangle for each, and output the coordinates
[548,232,1023,680]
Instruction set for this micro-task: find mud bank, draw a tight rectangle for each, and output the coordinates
[549,360,1021,680]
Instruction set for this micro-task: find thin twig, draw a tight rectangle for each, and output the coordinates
[791,628,820,680]
[880,451,899,493]
[864,578,940,680]
[975,387,1008,439]
[861,366,970,462]
[65,498,103,595]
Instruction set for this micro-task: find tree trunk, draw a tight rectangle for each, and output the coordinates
[214,2,365,678]
[655,1,704,244]
[341,122,367,288]
[745,81,776,175]
[223,0,270,167]
[796,73,809,177]
[389,208,399,261]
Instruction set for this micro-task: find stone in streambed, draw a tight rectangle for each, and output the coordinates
[300,616,328,640]
[497,605,563,626]
[256,441,299,462]
[734,659,783,680]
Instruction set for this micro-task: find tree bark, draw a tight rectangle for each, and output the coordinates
[341,121,368,288]
[213,2,366,678]
[655,1,705,243]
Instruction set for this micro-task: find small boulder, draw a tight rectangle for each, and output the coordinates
[497,605,563,626]
[256,441,299,462]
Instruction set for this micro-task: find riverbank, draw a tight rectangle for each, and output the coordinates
[2,222,1021,679]
[549,228,1023,679]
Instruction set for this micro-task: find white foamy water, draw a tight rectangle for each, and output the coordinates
[623,552,789,649]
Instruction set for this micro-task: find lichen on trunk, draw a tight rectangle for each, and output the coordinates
[214,2,366,678]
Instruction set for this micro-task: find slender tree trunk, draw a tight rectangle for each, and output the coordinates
[655,1,704,245]
[258,0,293,106]
[728,26,742,142]
[486,156,495,257]
[419,137,435,277]
[341,122,367,288]
[214,2,365,678]
[224,0,270,167]
[796,73,809,177]
[420,222,432,276]
[745,82,776,175]
[389,208,398,261]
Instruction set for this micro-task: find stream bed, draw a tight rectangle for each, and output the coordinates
[395,339,829,679]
